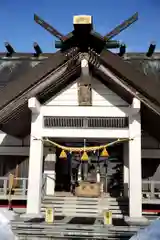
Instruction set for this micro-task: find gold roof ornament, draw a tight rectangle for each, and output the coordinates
[73,15,92,25]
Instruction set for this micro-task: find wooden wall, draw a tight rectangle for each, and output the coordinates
[45,78,128,107]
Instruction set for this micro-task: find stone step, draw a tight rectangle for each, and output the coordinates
[43,196,128,202]
[44,196,100,200]
[11,221,138,239]
[42,196,129,218]
[42,204,128,217]
[42,203,128,211]
[43,200,128,207]
[41,204,128,212]
[42,202,128,209]
[41,208,127,216]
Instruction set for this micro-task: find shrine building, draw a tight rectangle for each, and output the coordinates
[0,14,160,225]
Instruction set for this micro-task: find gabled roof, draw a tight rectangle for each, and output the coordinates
[0,51,69,109]
[0,53,51,89]
[92,65,160,141]
[0,49,160,139]
[0,48,81,136]
[125,53,160,85]
[0,51,160,92]
[100,50,160,109]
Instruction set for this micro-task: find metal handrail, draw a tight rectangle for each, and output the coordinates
[142,180,160,198]
[0,176,160,199]
[0,175,47,198]
[0,177,28,196]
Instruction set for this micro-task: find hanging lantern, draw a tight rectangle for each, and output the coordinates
[59,149,67,159]
[81,151,89,161]
[101,148,109,157]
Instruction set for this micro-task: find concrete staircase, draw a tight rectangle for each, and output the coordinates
[11,221,139,239]
[11,194,138,239]
[42,194,129,219]
[107,196,129,219]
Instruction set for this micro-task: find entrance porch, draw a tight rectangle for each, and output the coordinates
[25,96,143,224]
[45,138,124,196]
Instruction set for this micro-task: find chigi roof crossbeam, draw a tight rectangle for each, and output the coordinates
[34,13,138,53]
[0,13,158,58]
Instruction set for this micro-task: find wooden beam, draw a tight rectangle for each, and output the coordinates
[28,97,41,114]
[78,58,92,106]
[132,97,140,113]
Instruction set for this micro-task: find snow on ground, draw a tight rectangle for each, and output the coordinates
[130,218,160,240]
[0,209,17,240]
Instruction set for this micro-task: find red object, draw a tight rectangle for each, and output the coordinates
[143,209,160,213]
[8,201,13,210]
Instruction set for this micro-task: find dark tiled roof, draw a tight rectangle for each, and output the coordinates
[0,51,70,110]
[0,50,160,139]
[0,59,40,89]
[100,50,160,109]
[0,54,50,90]
[0,51,160,91]
[95,50,160,141]
[124,53,160,84]
[93,67,160,141]
[0,49,80,137]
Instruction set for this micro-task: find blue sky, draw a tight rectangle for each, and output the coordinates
[0,0,160,52]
